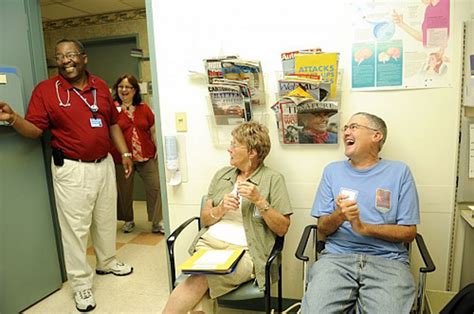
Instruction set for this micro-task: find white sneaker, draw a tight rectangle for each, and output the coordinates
[122,221,135,233]
[96,260,133,276]
[152,221,165,234]
[74,288,96,312]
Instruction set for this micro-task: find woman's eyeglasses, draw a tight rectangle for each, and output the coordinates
[229,141,246,149]
[118,85,134,90]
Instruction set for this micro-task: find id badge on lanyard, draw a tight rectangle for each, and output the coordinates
[90,118,103,128]
[73,88,103,128]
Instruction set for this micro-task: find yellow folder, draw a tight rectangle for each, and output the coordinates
[180,249,245,275]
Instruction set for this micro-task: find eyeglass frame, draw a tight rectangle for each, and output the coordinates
[117,85,135,90]
[229,140,247,149]
[342,123,379,132]
[55,52,84,62]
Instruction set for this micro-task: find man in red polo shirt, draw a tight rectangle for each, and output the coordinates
[0,39,134,312]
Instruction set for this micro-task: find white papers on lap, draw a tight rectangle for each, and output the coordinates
[192,250,235,269]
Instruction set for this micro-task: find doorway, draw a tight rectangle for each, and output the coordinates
[83,37,140,87]
[82,36,147,201]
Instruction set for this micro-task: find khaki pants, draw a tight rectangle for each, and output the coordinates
[196,233,255,299]
[115,158,162,224]
[52,155,117,292]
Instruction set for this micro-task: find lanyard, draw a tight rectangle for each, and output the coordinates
[72,88,99,115]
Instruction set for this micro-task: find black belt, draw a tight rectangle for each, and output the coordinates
[64,155,107,163]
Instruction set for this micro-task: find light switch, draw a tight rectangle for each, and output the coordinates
[175,112,187,132]
[0,74,7,84]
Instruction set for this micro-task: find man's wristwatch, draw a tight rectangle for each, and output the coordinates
[122,152,132,158]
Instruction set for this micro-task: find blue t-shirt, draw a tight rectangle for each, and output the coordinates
[311,159,420,262]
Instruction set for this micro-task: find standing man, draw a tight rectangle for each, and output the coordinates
[302,112,420,313]
[0,39,134,312]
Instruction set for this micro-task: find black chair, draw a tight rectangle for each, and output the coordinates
[295,225,436,314]
[166,198,284,314]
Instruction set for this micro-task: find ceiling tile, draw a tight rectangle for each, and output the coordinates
[40,4,89,20]
[121,0,146,9]
[63,0,134,15]
[40,0,145,21]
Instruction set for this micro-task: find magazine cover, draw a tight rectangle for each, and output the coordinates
[272,98,299,144]
[212,78,252,121]
[221,59,265,106]
[272,97,339,144]
[281,48,322,75]
[294,52,340,99]
[208,84,248,125]
[278,76,331,101]
[203,56,238,83]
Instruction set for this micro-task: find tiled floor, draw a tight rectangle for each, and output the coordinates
[24,201,169,313]
[23,202,264,313]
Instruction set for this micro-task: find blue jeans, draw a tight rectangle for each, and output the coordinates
[301,252,415,314]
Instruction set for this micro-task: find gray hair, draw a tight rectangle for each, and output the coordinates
[353,112,387,151]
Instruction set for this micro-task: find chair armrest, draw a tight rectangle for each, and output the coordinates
[167,216,201,245]
[415,233,436,273]
[265,236,284,273]
[264,235,284,312]
[166,216,201,288]
[264,237,284,286]
[295,225,318,262]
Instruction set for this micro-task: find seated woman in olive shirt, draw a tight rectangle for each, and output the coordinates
[163,122,292,313]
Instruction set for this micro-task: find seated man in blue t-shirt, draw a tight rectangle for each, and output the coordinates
[302,112,420,313]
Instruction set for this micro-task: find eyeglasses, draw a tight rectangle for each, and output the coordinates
[55,52,83,62]
[342,123,379,132]
[229,141,246,149]
[118,85,134,90]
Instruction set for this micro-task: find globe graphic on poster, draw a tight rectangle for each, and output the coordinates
[373,21,395,41]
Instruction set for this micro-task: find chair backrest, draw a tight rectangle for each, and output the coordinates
[440,283,474,314]
[295,225,436,314]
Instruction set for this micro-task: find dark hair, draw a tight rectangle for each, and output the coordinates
[56,38,86,53]
[112,74,142,106]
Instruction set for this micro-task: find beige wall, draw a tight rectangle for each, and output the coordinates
[148,0,473,300]
[42,10,150,90]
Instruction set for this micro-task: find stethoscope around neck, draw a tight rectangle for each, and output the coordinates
[55,80,99,113]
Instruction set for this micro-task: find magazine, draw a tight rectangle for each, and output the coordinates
[294,52,340,100]
[281,48,322,75]
[272,98,299,144]
[221,59,265,106]
[203,56,239,83]
[295,98,339,114]
[278,76,331,101]
[211,78,252,121]
[208,84,249,125]
[272,97,339,144]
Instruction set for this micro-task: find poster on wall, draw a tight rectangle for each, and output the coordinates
[463,21,474,107]
[351,0,451,90]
